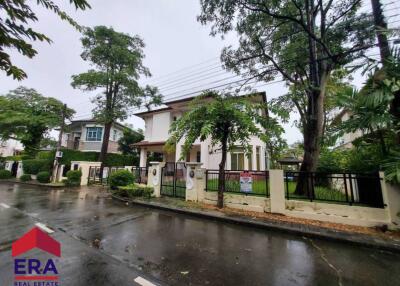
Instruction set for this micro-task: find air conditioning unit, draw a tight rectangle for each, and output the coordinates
[55,151,63,158]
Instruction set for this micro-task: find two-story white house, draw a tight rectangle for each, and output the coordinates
[133,92,268,170]
[332,109,364,149]
[62,119,128,153]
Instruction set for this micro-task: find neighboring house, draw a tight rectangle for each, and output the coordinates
[332,110,363,149]
[0,139,23,157]
[62,119,128,153]
[133,92,268,170]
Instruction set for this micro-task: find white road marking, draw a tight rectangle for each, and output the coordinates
[134,276,156,286]
[0,203,10,209]
[35,222,55,234]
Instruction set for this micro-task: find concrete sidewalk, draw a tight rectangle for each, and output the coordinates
[112,194,400,253]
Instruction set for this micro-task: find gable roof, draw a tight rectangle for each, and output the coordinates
[67,119,127,131]
[134,91,267,117]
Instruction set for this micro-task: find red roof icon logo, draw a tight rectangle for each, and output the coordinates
[12,227,61,257]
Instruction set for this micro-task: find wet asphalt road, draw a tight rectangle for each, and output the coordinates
[0,183,400,286]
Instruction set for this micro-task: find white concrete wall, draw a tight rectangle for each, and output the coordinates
[152,112,171,141]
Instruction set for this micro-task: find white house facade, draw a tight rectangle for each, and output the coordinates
[133,93,268,171]
[62,119,128,153]
[333,110,363,149]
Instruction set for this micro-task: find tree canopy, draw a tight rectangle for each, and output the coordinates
[71,26,162,169]
[118,127,144,156]
[198,0,376,181]
[0,86,75,155]
[0,0,90,80]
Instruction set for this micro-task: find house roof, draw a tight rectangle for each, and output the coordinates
[133,91,267,117]
[66,119,128,131]
[277,156,302,164]
[131,141,166,147]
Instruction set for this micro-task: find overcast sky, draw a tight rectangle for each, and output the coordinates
[1,0,399,144]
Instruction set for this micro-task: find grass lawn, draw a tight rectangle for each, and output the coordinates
[206,179,348,201]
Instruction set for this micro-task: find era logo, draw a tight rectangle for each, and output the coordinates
[12,227,61,282]
[14,258,58,275]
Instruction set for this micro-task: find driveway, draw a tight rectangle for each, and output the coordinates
[0,182,399,286]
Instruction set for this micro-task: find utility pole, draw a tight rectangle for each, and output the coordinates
[371,0,391,64]
[52,104,67,182]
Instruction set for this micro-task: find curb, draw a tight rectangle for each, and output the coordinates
[111,194,400,254]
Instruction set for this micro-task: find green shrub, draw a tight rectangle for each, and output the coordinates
[0,170,12,179]
[23,159,52,175]
[37,171,50,183]
[117,184,154,199]
[36,151,54,160]
[65,170,82,187]
[104,153,139,167]
[108,169,135,189]
[20,174,32,182]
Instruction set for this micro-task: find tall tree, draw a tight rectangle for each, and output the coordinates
[71,26,161,173]
[118,127,144,156]
[0,0,90,80]
[167,91,266,208]
[198,0,376,193]
[0,86,75,156]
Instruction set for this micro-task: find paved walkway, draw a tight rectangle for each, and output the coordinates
[1,182,400,286]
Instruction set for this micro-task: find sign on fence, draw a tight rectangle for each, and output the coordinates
[240,172,252,193]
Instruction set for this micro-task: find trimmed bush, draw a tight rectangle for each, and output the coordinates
[0,170,12,179]
[20,174,32,182]
[37,171,50,183]
[117,184,154,199]
[65,170,82,187]
[108,170,135,190]
[22,159,52,175]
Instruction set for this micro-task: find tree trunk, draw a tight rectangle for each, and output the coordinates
[217,137,228,208]
[99,121,112,179]
[295,74,327,195]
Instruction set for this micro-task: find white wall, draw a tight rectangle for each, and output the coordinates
[152,112,171,141]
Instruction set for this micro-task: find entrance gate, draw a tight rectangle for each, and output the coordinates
[160,162,186,198]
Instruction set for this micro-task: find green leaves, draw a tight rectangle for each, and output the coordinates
[71,26,162,124]
[167,91,266,160]
[0,0,90,80]
[0,86,75,155]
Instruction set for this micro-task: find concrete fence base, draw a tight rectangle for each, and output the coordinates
[143,163,400,229]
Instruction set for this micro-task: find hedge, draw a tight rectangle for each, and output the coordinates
[117,184,154,199]
[65,170,82,187]
[38,149,139,168]
[22,159,53,175]
[20,174,32,182]
[108,170,135,190]
[37,171,51,183]
[0,170,12,179]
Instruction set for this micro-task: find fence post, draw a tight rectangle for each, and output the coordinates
[382,172,400,229]
[269,169,285,214]
[185,162,204,202]
[147,162,164,198]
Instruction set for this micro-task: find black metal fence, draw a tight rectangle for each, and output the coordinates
[87,166,126,185]
[205,170,269,197]
[160,162,186,198]
[284,171,384,208]
[131,167,148,184]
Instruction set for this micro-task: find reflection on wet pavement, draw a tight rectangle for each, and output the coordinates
[0,182,399,286]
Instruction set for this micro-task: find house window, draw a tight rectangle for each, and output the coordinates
[86,127,103,141]
[112,130,118,141]
[248,152,253,170]
[256,146,261,170]
[196,151,201,162]
[231,148,244,170]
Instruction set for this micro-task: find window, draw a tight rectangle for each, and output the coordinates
[196,151,201,163]
[256,146,261,171]
[113,130,118,141]
[231,148,244,170]
[248,152,253,170]
[86,127,103,141]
